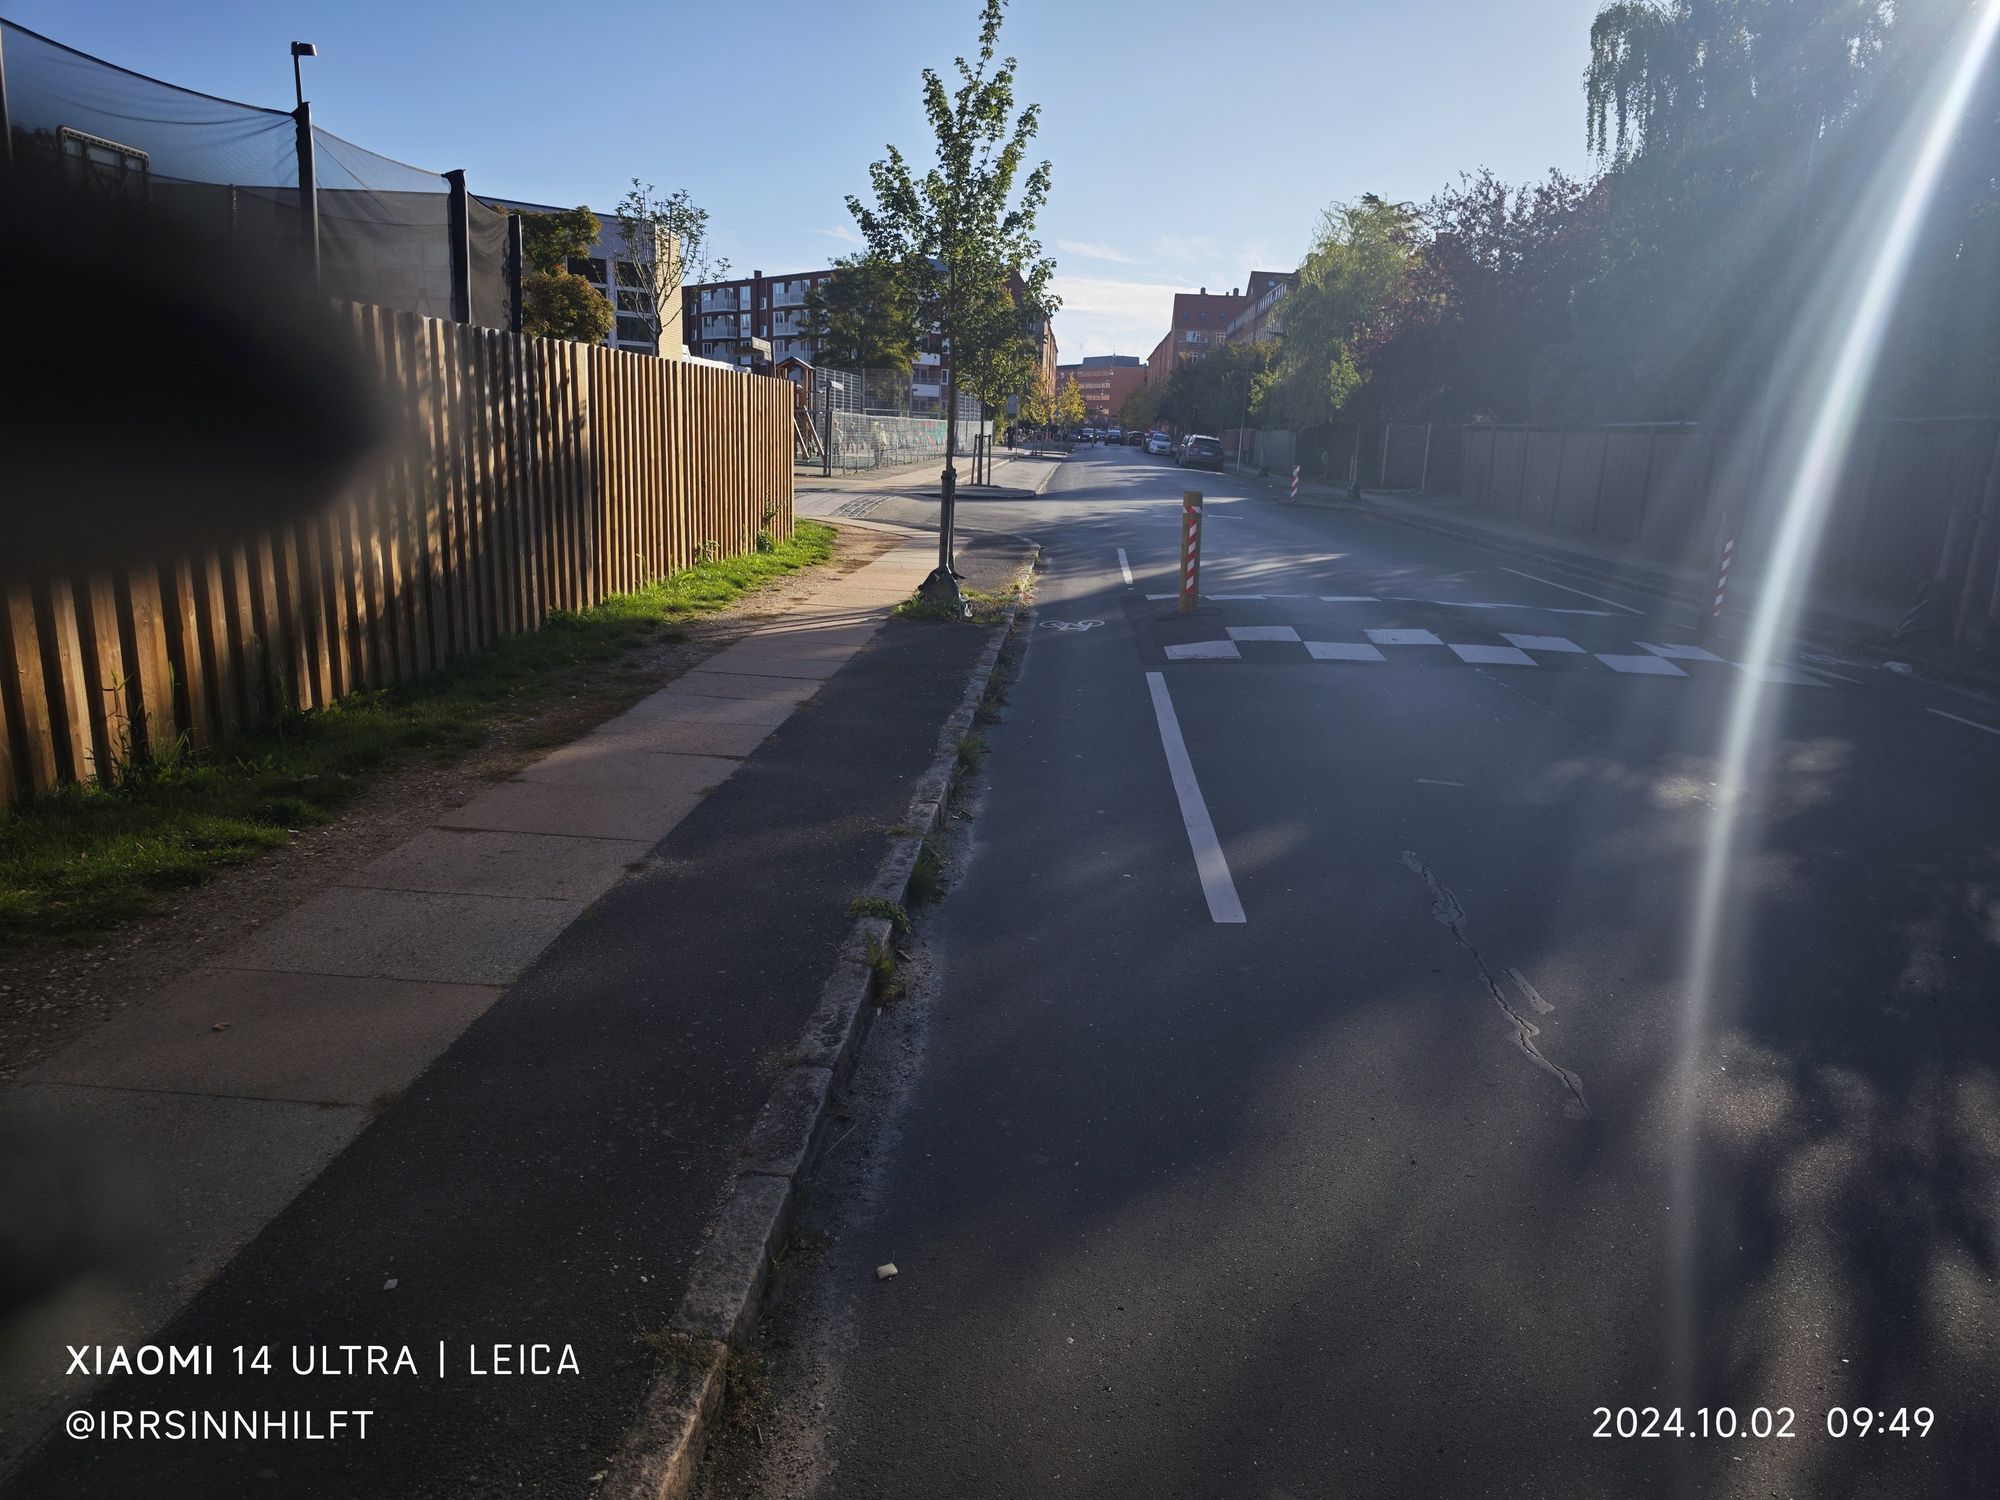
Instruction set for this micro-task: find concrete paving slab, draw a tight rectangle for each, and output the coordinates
[695,650,852,680]
[437,780,702,841]
[221,886,586,986]
[624,691,799,727]
[735,624,882,658]
[517,742,742,796]
[583,714,775,759]
[1,1083,365,1317]
[24,968,503,1105]
[667,670,823,702]
[345,827,650,902]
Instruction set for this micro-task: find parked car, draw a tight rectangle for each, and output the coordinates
[1177,434,1225,471]
[1145,432,1174,455]
[1126,430,1146,446]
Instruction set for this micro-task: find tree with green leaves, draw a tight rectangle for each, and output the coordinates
[1019,362,1056,429]
[844,0,1057,605]
[1056,373,1087,430]
[1119,381,1161,432]
[511,204,614,345]
[1259,196,1416,432]
[802,255,919,372]
[614,181,729,357]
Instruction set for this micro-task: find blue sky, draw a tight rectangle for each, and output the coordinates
[10,0,1608,358]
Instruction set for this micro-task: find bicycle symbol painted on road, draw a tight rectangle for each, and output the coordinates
[1037,619,1105,632]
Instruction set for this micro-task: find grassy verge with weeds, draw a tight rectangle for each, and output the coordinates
[0,522,837,946]
[889,583,1019,627]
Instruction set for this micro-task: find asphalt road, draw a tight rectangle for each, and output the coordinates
[719,446,2000,1500]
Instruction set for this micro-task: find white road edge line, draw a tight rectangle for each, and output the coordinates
[1500,567,1644,616]
[1928,707,2000,738]
[1144,672,1247,924]
[1117,547,1134,587]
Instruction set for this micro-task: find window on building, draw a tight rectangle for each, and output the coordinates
[569,256,608,285]
[615,315,654,347]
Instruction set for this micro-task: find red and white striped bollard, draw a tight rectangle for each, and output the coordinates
[1179,491,1202,614]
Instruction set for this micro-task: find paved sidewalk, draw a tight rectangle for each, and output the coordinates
[0,533,949,1475]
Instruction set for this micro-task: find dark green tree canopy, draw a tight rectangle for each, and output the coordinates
[801,255,919,372]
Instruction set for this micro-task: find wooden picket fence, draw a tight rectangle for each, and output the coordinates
[0,303,795,808]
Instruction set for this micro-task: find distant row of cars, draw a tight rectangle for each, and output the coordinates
[1131,431,1223,470]
[1074,427,1227,471]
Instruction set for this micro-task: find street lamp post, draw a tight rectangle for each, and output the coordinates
[289,42,319,290]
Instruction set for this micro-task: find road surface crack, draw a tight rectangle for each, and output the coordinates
[1399,850,1593,1119]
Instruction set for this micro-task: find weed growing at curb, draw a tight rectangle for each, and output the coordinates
[0,522,838,945]
[908,839,944,906]
[848,895,910,936]
[723,1350,772,1432]
[864,932,902,998]
[956,734,988,774]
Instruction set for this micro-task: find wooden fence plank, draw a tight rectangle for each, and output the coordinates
[44,579,97,784]
[2,585,58,797]
[166,556,212,750]
[124,567,178,760]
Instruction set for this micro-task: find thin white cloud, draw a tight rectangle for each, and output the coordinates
[816,223,863,244]
[1151,232,1218,264]
[1049,273,1195,362]
[1056,238,1135,264]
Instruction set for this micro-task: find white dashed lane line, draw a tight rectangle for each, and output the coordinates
[1928,708,2000,737]
[1366,628,1444,647]
[1144,672,1247,925]
[1502,633,1585,653]
[1117,547,1134,586]
[1596,653,1687,676]
[1500,567,1645,616]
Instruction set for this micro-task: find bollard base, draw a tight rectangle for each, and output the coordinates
[917,567,969,618]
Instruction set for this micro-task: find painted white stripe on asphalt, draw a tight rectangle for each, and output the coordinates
[1928,708,2000,738]
[1734,662,1825,686]
[1304,641,1387,661]
[1319,595,1379,602]
[1545,607,1621,617]
[1502,633,1584,653]
[1639,640,1724,663]
[1416,778,1466,787]
[1208,593,1267,600]
[1117,547,1134,586]
[1501,567,1644,615]
[1596,653,1686,676]
[1164,641,1242,660]
[1450,643,1537,667]
[1146,593,1176,600]
[1227,625,1302,642]
[1366,628,1444,646]
[1145,672,1247,925]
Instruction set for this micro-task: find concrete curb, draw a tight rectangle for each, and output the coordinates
[600,546,1041,1500]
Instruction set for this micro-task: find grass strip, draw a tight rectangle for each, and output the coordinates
[0,522,837,946]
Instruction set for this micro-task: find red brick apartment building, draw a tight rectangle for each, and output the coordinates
[1057,355,1146,423]
[1146,286,1250,381]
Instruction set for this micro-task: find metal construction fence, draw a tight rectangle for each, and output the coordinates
[1460,417,2000,610]
[803,367,988,472]
[0,303,795,808]
[2,17,512,327]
